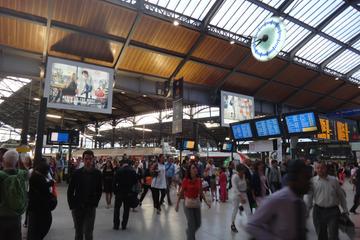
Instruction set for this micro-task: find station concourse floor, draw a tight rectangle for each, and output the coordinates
[24,181,360,240]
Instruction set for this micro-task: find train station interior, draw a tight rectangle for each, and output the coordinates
[0,0,360,239]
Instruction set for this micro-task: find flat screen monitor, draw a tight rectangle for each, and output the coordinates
[230,121,254,141]
[254,116,282,139]
[283,111,320,136]
[44,57,114,114]
[221,90,254,127]
[46,129,79,146]
[221,142,233,152]
[183,140,195,150]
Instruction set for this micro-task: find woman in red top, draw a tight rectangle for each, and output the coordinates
[176,163,210,240]
[219,167,228,202]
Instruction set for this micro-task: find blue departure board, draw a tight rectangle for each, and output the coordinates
[255,118,281,137]
[285,112,318,134]
[231,123,253,140]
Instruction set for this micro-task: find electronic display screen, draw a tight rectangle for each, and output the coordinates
[221,91,254,127]
[222,142,233,152]
[231,122,253,140]
[47,129,79,146]
[284,111,319,135]
[254,117,281,137]
[183,140,195,150]
[45,57,113,114]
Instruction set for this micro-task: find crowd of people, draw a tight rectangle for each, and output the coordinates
[0,146,359,240]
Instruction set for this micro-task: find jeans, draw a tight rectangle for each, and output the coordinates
[184,206,201,240]
[350,193,360,212]
[113,194,131,229]
[313,205,340,240]
[72,207,96,240]
[0,215,21,240]
[151,188,166,210]
[27,211,52,240]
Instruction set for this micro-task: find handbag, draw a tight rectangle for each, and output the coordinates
[184,197,200,208]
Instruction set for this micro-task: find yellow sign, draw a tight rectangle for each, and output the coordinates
[317,118,330,139]
[336,121,349,142]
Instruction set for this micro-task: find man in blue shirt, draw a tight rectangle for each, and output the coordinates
[165,157,175,205]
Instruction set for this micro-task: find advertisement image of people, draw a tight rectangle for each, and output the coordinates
[45,57,113,114]
[221,91,254,126]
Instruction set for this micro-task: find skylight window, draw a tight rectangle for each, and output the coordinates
[145,0,217,20]
[210,0,272,38]
[353,39,360,51]
[283,0,343,27]
[258,0,285,8]
[295,35,341,64]
[322,6,360,43]
[0,76,31,104]
[282,20,311,52]
[326,50,360,74]
[352,70,360,80]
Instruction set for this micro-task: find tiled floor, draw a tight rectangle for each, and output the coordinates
[23,180,360,240]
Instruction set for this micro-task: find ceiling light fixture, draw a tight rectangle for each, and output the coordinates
[120,91,126,94]
[63,117,78,121]
[142,94,147,98]
[112,107,117,110]
[134,127,152,132]
[33,97,41,101]
[173,20,180,26]
[46,114,62,119]
[229,40,235,45]
[335,77,339,80]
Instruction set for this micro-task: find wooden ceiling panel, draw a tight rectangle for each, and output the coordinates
[223,73,265,95]
[238,56,287,79]
[305,75,343,94]
[48,28,123,67]
[0,0,48,17]
[0,17,45,53]
[53,0,136,38]
[176,61,229,86]
[353,96,360,105]
[192,36,248,68]
[256,82,296,102]
[132,16,200,54]
[286,91,320,107]
[275,64,318,87]
[314,97,342,111]
[331,84,360,100]
[118,47,182,78]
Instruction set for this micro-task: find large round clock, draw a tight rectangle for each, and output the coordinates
[251,17,286,62]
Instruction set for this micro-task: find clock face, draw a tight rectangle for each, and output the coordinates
[251,17,286,62]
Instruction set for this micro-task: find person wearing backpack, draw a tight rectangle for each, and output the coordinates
[0,150,28,240]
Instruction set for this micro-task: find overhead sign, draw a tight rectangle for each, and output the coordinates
[317,118,331,140]
[249,140,274,152]
[336,121,349,142]
[172,99,183,134]
[327,108,360,118]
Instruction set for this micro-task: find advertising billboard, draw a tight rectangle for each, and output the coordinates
[44,57,113,114]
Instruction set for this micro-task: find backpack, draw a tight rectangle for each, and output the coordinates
[0,170,27,215]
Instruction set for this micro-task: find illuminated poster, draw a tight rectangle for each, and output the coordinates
[221,91,254,127]
[44,57,113,114]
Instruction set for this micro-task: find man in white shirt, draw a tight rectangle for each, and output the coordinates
[246,160,312,240]
[306,161,349,240]
[151,154,167,214]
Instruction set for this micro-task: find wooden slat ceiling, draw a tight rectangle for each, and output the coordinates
[304,75,343,94]
[0,16,45,53]
[132,15,200,54]
[48,28,123,67]
[255,82,296,102]
[52,0,136,38]
[275,65,318,87]
[118,47,182,78]
[191,36,248,69]
[223,73,265,95]
[286,91,320,107]
[331,84,360,100]
[237,56,287,79]
[176,61,229,86]
[314,97,342,111]
[0,0,48,18]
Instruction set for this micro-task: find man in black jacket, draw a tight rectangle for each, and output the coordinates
[67,150,102,240]
[113,160,137,230]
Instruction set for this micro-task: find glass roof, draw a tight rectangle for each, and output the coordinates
[283,0,343,27]
[322,6,360,43]
[145,0,217,20]
[210,0,272,38]
[295,35,342,64]
[352,70,360,80]
[282,19,311,52]
[258,0,285,8]
[326,50,360,74]
[0,76,31,105]
[353,39,360,51]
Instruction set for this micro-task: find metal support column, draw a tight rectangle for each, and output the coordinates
[34,97,47,164]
